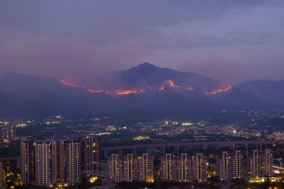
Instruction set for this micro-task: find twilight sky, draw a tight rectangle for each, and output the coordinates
[0,0,284,84]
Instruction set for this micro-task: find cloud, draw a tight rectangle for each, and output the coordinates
[0,0,283,83]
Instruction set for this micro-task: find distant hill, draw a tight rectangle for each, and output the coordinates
[0,72,104,117]
[237,80,284,104]
[0,64,275,119]
[81,62,221,92]
[207,87,272,109]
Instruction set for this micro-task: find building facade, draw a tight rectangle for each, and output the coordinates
[176,153,192,182]
[21,137,100,185]
[216,151,232,180]
[233,150,243,179]
[250,150,260,177]
[107,153,154,182]
[262,149,273,176]
[1,122,14,142]
[122,154,135,182]
[81,137,100,176]
[21,138,35,184]
[192,153,207,182]
[161,154,176,181]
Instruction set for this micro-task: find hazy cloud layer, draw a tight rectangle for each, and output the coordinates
[0,0,284,84]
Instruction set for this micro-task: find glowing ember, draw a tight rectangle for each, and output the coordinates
[159,86,165,91]
[87,89,103,93]
[186,87,193,91]
[205,85,232,95]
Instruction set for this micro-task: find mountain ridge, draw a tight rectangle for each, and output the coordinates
[237,79,284,104]
[0,63,277,118]
[80,62,221,92]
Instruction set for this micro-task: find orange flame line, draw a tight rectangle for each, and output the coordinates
[205,85,232,95]
[87,89,103,93]
[116,90,138,95]
[168,79,194,90]
[61,80,105,93]
[61,79,198,95]
[60,80,86,88]
[168,80,180,87]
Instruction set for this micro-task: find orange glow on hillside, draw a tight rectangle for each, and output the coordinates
[159,86,164,91]
[186,87,193,91]
[116,91,134,95]
[168,80,180,87]
[61,80,104,93]
[60,80,86,88]
[115,89,143,95]
[205,85,232,95]
[87,89,103,93]
[60,79,231,96]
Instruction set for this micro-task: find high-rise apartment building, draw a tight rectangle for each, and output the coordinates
[64,140,81,184]
[57,141,65,183]
[122,154,134,182]
[136,154,154,182]
[107,153,154,182]
[35,140,55,185]
[161,153,192,182]
[250,150,260,177]
[21,138,35,184]
[81,137,100,176]
[1,122,14,142]
[216,151,231,180]
[21,138,90,185]
[192,153,207,182]
[34,139,81,185]
[176,153,192,182]
[0,162,3,189]
[108,154,121,182]
[233,150,243,179]
[161,154,177,181]
[262,149,273,176]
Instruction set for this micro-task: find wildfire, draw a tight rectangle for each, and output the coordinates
[168,79,194,91]
[60,79,231,96]
[168,80,180,88]
[205,85,232,95]
[115,89,145,95]
[186,87,193,91]
[159,86,165,91]
[61,80,103,93]
[60,80,86,88]
[87,89,103,93]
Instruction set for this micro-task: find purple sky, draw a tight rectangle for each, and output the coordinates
[0,0,284,84]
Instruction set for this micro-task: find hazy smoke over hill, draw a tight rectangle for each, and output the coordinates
[0,64,274,118]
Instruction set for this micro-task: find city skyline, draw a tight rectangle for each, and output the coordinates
[1,1,284,188]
